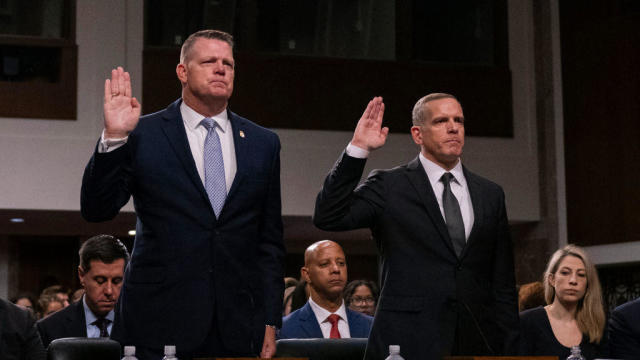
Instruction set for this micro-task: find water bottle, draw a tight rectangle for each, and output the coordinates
[121,346,137,360]
[385,345,405,360]
[163,345,178,360]
[566,345,585,360]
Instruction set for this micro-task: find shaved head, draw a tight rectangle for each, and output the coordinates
[304,240,343,266]
[301,240,347,308]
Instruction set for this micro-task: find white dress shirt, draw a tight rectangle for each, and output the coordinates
[98,101,237,192]
[307,297,351,338]
[83,296,115,338]
[346,143,474,240]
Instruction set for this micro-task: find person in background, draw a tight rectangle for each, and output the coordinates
[518,281,546,311]
[71,288,84,303]
[40,285,70,308]
[343,280,379,316]
[519,245,608,359]
[37,294,64,319]
[37,234,130,348]
[11,293,36,317]
[608,297,640,359]
[0,297,46,360]
[289,279,310,314]
[279,240,373,339]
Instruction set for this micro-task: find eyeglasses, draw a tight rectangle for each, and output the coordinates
[351,297,375,305]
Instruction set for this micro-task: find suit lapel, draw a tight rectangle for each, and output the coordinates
[224,110,247,206]
[67,300,88,336]
[159,100,212,211]
[405,157,457,257]
[345,308,362,337]
[299,303,323,338]
[461,167,485,258]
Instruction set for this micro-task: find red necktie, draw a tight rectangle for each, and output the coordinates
[326,314,341,339]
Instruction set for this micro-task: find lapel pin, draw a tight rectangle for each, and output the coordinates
[239,130,245,138]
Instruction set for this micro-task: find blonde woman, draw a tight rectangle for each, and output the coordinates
[519,245,609,359]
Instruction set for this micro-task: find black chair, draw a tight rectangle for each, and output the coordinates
[47,337,121,360]
[275,338,368,360]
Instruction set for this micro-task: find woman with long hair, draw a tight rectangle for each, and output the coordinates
[520,244,608,359]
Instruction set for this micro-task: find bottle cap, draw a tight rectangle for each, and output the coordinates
[389,345,400,354]
[124,346,135,356]
[164,345,176,355]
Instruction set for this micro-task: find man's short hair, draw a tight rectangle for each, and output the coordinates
[180,29,234,64]
[411,93,460,126]
[79,234,130,272]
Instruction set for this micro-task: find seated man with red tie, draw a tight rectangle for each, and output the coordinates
[279,240,373,339]
[37,234,130,348]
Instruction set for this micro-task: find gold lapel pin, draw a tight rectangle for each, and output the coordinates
[239,130,245,138]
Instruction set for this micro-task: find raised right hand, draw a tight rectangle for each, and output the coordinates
[103,67,141,139]
[351,96,388,151]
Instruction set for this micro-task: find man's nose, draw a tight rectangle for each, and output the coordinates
[214,61,226,74]
[104,282,113,296]
[449,119,461,131]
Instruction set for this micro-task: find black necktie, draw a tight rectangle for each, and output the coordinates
[92,317,110,337]
[441,173,466,257]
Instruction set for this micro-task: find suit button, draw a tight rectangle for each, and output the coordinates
[457,265,463,271]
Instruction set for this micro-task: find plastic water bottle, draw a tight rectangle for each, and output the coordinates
[162,345,178,360]
[385,345,405,360]
[121,346,137,360]
[566,345,585,360]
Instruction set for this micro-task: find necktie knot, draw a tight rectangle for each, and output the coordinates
[201,117,216,130]
[92,317,111,337]
[441,172,455,186]
[326,314,340,325]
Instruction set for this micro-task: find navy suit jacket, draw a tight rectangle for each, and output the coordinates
[314,153,519,360]
[609,298,640,359]
[81,99,285,355]
[36,300,86,348]
[279,302,373,339]
[0,298,46,360]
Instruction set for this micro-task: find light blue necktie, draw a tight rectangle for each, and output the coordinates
[201,117,226,217]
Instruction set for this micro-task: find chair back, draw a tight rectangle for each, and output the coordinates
[275,338,368,360]
[48,337,121,360]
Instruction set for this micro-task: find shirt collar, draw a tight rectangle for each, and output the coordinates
[180,100,229,133]
[83,295,115,326]
[419,152,465,188]
[308,296,348,323]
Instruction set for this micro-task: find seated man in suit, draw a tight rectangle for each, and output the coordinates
[0,297,46,360]
[609,297,640,359]
[37,234,130,348]
[279,240,373,339]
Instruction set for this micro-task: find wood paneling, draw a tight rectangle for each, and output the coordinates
[560,0,640,246]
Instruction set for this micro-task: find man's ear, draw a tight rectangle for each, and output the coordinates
[78,266,86,285]
[410,126,423,146]
[176,63,187,83]
[301,267,310,284]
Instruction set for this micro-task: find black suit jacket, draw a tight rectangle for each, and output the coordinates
[609,298,640,359]
[36,300,86,349]
[0,298,46,360]
[314,153,519,360]
[81,99,285,355]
